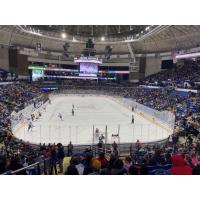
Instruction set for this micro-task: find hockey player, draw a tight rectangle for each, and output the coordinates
[28,121,33,132]
[72,108,74,116]
[34,101,37,108]
[132,115,134,124]
[31,113,35,121]
[58,113,63,121]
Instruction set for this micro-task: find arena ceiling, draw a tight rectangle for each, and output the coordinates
[28,25,149,39]
[0,25,200,55]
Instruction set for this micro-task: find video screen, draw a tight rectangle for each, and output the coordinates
[32,69,44,81]
[79,62,98,77]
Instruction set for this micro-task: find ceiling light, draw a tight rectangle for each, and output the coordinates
[145,26,150,31]
[61,32,66,39]
[72,37,77,42]
[101,36,105,41]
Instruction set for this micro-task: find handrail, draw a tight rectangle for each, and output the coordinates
[2,162,40,175]
[11,162,40,174]
[2,158,51,175]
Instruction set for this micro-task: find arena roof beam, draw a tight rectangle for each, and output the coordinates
[15,25,170,45]
[127,42,136,62]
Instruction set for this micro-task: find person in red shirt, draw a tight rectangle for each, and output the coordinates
[170,154,192,175]
[97,152,108,169]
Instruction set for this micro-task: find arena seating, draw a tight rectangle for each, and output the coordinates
[2,137,199,175]
[142,61,200,89]
[0,67,200,174]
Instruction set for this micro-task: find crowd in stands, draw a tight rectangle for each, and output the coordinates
[56,84,198,135]
[0,82,48,147]
[64,134,200,175]
[142,61,200,89]
[1,61,200,174]
[0,83,44,111]
[0,140,66,175]
[57,78,200,135]
[0,79,199,174]
[1,133,200,175]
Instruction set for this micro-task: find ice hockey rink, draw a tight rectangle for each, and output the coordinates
[14,95,171,145]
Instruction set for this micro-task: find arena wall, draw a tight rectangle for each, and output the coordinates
[0,47,9,71]
[145,56,161,77]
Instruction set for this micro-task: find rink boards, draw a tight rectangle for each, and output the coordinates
[14,95,173,145]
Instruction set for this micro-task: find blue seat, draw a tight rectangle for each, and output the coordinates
[150,169,171,175]
[157,164,172,170]
[147,165,159,172]
[148,164,172,173]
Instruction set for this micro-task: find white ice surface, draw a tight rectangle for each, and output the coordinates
[14,96,171,145]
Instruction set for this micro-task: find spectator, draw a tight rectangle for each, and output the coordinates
[50,147,58,175]
[89,158,101,175]
[70,156,84,175]
[65,164,79,175]
[57,143,65,173]
[83,152,93,175]
[123,156,132,172]
[97,152,108,169]
[111,159,127,175]
[170,155,192,175]
[192,164,200,175]
[129,165,139,175]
